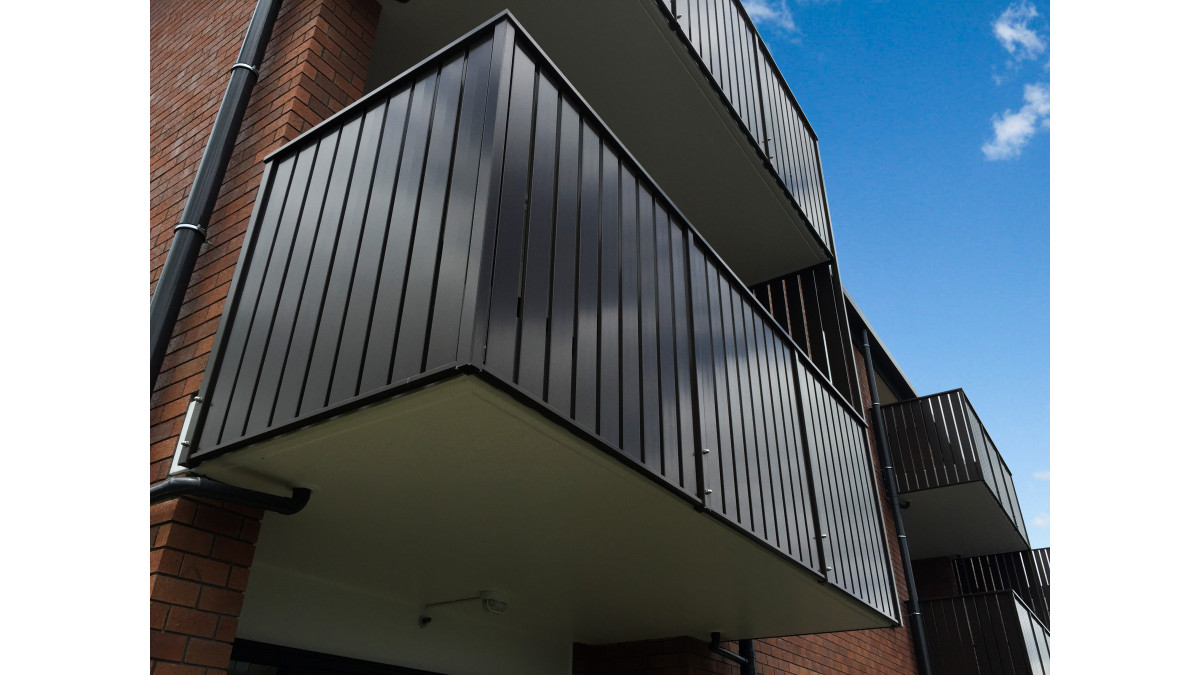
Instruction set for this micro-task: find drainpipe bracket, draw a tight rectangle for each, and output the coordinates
[169,395,204,475]
[173,223,212,246]
[230,62,260,78]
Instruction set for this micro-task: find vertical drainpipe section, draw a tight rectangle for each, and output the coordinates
[150,0,283,389]
[862,330,932,675]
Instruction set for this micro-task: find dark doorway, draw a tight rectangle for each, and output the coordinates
[228,640,445,675]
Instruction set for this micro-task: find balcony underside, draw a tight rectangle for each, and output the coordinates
[882,390,1029,559]
[367,0,827,285]
[185,21,898,666]
[197,374,890,674]
[902,482,1030,559]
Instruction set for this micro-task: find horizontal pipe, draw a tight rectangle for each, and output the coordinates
[708,633,755,675]
[150,476,311,515]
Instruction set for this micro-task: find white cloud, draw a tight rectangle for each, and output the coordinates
[982,82,1050,160]
[1032,512,1050,528]
[993,1,1046,62]
[1033,470,1050,481]
[743,0,798,33]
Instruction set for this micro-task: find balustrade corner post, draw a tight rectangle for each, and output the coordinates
[458,20,519,367]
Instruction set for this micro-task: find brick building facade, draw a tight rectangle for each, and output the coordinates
[150,1,1047,673]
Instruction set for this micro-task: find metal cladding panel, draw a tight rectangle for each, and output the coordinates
[796,363,896,619]
[750,267,863,417]
[675,0,764,148]
[477,35,702,502]
[954,548,1051,628]
[669,0,832,253]
[924,592,1049,675]
[757,41,832,249]
[881,390,1030,548]
[189,14,898,625]
[682,228,893,618]
[193,30,504,454]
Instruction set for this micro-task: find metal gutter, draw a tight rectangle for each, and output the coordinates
[150,475,312,515]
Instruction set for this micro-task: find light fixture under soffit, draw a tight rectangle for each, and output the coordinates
[418,591,510,628]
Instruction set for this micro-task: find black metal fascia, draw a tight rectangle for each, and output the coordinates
[150,0,283,390]
[150,476,311,515]
[707,633,756,675]
[862,330,932,675]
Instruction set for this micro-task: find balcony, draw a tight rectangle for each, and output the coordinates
[924,591,1050,675]
[954,548,1050,627]
[881,390,1029,558]
[366,1,835,285]
[180,16,896,672]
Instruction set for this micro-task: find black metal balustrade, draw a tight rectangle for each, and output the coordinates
[924,591,1050,675]
[751,266,862,408]
[880,389,1029,556]
[954,548,1050,628]
[656,0,835,253]
[186,14,897,622]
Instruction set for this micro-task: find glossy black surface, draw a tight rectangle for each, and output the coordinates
[665,0,834,252]
[190,15,897,621]
[924,592,1049,675]
[954,548,1050,628]
[752,266,862,408]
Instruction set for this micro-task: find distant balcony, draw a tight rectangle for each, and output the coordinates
[881,389,1029,558]
[924,591,1050,675]
[661,0,835,252]
[366,1,835,285]
[180,16,896,665]
[954,548,1050,628]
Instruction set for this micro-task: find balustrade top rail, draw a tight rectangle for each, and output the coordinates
[187,13,897,622]
[654,0,836,255]
[924,591,1050,675]
[881,389,1029,544]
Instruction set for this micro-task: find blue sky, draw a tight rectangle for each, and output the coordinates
[744,0,1050,548]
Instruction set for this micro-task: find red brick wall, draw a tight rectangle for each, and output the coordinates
[150,0,379,671]
[151,498,263,674]
[572,344,920,675]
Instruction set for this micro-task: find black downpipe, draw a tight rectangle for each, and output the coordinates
[150,0,283,389]
[708,633,756,675]
[861,330,932,675]
[151,476,311,515]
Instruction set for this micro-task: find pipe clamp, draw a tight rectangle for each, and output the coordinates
[231,62,259,77]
